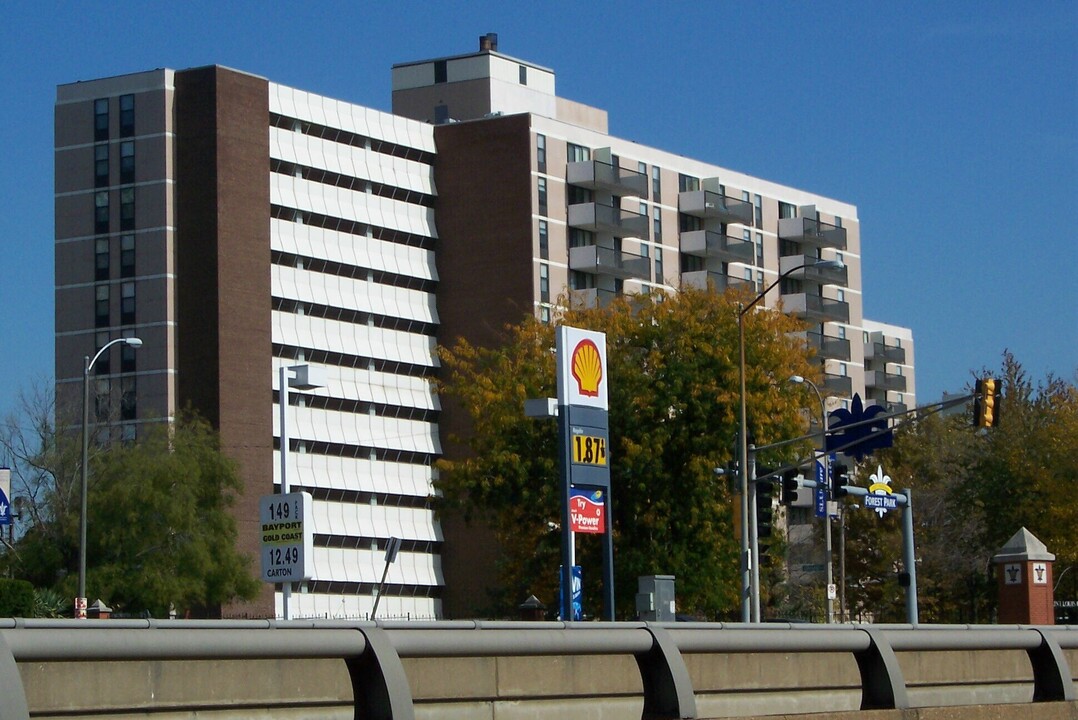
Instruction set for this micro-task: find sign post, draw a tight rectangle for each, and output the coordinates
[556,326,614,621]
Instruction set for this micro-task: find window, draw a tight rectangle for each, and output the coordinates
[434,104,449,124]
[120,234,135,277]
[540,306,551,324]
[519,65,527,85]
[655,248,664,285]
[537,177,547,216]
[94,378,110,422]
[778,201,797,219]
[121,376,137,421]
[652,166,661,203]
[119,94,134,137]
[567,143,590,162]
[755,232,764,266]
[538,220,548,259]
[434,60,447,84]
[754,194,763,226]
[569,228,592,248]
[95,284,110,327]
[121,281,135,325]
[678,173,699,192]
[95,238,109,281]
[835,216,843,228]
[95,331,111,375]
[95,191,109,233]
[678,213,701,233]
[94,144,109,187]
[836,289,845,302]
[653,207,662,243]
[94,98,108,141]
[839,362,848,377]
[540,263,549,303]
[838,326,847,340]
[742,190,750,204]
[120,187,135,230]
[121,330,138,373]
[120,141,135,184]
[536,133,546,173]
[756,271,764,291]
[567,185,592,205]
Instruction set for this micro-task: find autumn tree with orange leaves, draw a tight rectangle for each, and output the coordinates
[436,287,820,619]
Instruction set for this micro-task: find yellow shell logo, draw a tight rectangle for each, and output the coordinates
[571,340,603,397]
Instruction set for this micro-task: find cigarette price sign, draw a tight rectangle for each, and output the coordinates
[259,491,313,583]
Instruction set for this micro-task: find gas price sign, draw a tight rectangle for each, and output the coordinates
[259,491,313,583]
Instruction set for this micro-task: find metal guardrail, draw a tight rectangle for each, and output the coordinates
[0,619,1074,720]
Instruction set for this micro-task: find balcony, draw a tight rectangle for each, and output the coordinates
[779,254,848,286]
[678,190,754,226]
[569,287,619,310]
[569,244,651,280]
[823,373,853,397]
[567,159,648,199]
[681,270,753,293]
[782,293,850,324]
[864,341,906,364]
[680,230,753,264]
[568,202,649,238]
[778,216,847,250]
[866,370,908,393]
[799,331,851,361]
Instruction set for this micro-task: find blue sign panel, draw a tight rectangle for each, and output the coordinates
[558,565,583,621]
[0,470,10,526]
[814,460,827,518]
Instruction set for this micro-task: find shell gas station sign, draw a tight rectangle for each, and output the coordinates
[555,326,615,619]
[557,328,608,410]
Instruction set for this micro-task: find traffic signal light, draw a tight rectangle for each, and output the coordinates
[831,462,849,499]
[974,378,1001,428]
[781,469,800,505]
[755,481,774,538]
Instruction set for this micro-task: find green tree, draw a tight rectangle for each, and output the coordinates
[437,287,818,618]
[2,388,258,617]
[867,352,1077,623]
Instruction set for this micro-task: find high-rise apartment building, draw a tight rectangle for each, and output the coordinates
[55,36,914,619]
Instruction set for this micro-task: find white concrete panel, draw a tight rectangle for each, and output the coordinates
[273,265,437,324]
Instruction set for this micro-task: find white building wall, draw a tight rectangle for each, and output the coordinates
[269,82,442,621]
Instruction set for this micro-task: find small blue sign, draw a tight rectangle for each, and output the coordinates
[814,459,827,518]
[0,471,10,527]
[558,565,583,621]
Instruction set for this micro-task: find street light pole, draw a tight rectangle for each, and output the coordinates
[738,257,842,623]
[79,336,142,619]
[789,374,833,624]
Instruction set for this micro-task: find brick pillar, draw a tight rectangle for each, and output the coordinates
[991,527,1055,625]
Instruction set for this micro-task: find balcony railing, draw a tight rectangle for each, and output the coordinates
[678,190,754,226]
[567,159,648,199]
[823,373,853,396]
[568,244,651,280]
[679,230,753,263]
[866,370,908,392]
[567,202,649,238]
[681,270,753,293]
[782,293,850,324]
[864,341,906,364]
[778,216,847,250]
[800,331,852,361]
[779,254,848,287]
[569,287,619,310]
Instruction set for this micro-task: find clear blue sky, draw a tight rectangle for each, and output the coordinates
[1,1,1075,424]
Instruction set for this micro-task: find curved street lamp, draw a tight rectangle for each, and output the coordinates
[738,258,842,623]
[78,336,142,618]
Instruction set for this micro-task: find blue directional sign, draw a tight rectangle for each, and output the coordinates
[814,459,827,518]
[0,468,11,526]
